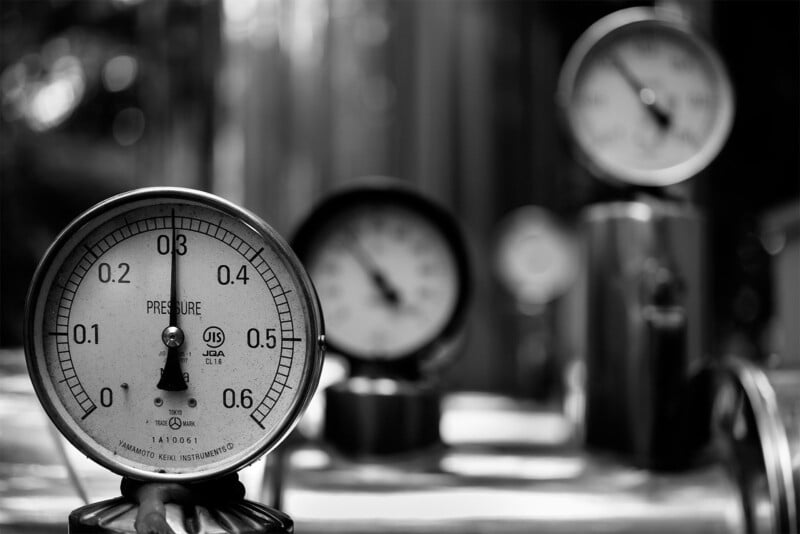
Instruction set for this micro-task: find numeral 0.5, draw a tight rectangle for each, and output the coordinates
[247,328,276,349]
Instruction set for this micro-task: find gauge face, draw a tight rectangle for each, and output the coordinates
[558,8,734,186]
[292,182,470,362]
[24,188,324,482]
[494,206,578,306]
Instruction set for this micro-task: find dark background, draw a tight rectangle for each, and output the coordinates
[1,0,798,393]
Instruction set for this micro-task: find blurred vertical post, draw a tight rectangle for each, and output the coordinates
[214,0,331,235]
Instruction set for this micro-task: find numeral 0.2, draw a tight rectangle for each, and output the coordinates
[98,262,130,283]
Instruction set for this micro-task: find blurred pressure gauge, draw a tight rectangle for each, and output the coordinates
[292,178,470,366]
[558,7,734,186]
[24,188,324,482]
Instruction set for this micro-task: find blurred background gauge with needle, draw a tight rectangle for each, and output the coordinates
[557,7,734,187]
[292,177,471,374]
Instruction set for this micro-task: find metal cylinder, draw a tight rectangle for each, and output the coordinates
[582,199,706,468]
[324,377,441,456]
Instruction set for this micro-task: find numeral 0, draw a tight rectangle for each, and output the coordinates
[100,387,113,407]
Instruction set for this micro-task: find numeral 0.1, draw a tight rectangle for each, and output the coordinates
[73,323,99,344]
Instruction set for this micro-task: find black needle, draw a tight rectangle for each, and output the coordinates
[345,229,401,307]
[158,210,187,391]
[609,54,672,130]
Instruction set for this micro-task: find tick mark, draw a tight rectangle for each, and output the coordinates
[83,245,97,260]
[250,414,266,429]
[250,247,265,261]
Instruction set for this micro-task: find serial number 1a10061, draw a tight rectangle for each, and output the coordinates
[152,436,198,445]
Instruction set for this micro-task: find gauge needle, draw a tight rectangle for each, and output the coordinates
[609,54,672,130]
[345,230,402,307]
[158,210,188,391]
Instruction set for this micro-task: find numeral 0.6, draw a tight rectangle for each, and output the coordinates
[223,388,252,409]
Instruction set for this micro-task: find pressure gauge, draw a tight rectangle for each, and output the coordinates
[24,188,324,483]
[494,206,579,307]
[558,7,734,186]
[292,179,470,365]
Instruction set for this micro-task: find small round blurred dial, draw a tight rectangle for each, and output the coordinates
[494,206,578,306]
[558,8,734,186]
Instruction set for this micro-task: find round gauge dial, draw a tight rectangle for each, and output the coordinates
[292,180,470,363]
[494,206,578,306]
[558,7,734,186]
[24,188,324,482]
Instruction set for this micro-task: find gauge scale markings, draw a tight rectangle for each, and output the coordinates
[52,213,297,428]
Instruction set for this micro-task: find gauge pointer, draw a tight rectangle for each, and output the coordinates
[609,54,672,129]
[158,210,188,391]
[345,230,401,307]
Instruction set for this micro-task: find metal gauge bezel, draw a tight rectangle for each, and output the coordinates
[557,7,735,187]
[23,187,325,482]
[713,358,797,533]
[291,178,471,366]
